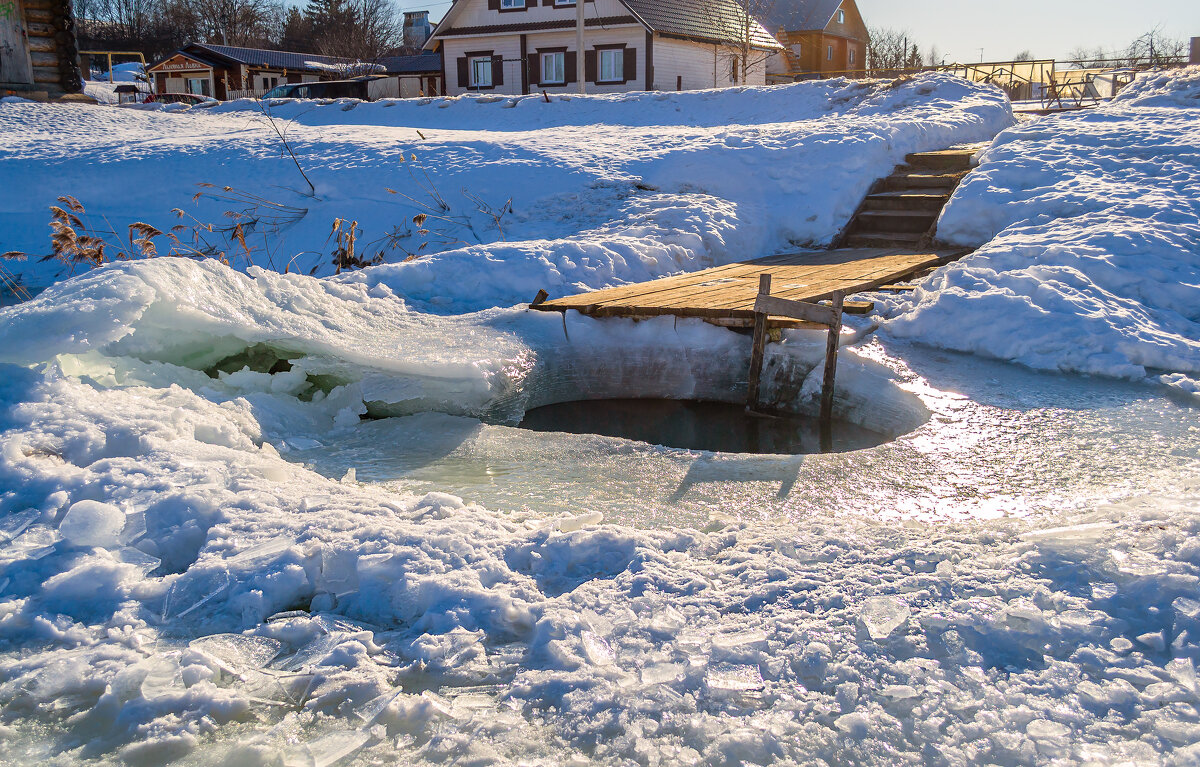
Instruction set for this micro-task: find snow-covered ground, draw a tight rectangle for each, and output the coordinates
[881,67,1200,396]
[2,72,1200,766]
[2,75,1009,310]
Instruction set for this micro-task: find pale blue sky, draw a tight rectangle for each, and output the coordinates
[854,0,1198,62]
[413,0,1199,63]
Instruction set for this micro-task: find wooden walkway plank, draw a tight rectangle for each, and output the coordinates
[533,248,964,328]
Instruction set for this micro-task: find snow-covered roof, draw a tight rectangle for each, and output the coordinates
[150,43,370,75]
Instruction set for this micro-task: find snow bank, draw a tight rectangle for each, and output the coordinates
[1,74,1012,311]
[2,256,1200,765]
[883,66,1200,394]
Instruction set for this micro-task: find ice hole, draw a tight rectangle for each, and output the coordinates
[517,399,892,455]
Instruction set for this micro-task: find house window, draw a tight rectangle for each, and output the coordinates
[599,48,623,82]
[187,77,210,96]
[849,49,855,65]
[470,57,493,87]
[261,76,278,90]
[500,0,524,7]
[837,8,845,23]
[827,45,833,61]
[554,0,575,5]
[731,57,739,82]
[541,51,565,84]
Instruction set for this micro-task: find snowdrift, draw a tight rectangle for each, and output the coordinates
[1,74,1012,312]
[3,256,1200,766]
[883,66,1200,394]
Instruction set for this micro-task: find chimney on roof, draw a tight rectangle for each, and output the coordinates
[403,11,432,50]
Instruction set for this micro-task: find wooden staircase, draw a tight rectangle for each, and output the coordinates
[835,147,977,249]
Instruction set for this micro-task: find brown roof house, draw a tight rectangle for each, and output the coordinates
[1,0,85,98]
[425,0,782,95]
[758,0,869,79]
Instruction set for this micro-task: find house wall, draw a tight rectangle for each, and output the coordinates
[767,0,868,78]
[450,0,629,29]
[652,35,766,90]
[441,25,646,95]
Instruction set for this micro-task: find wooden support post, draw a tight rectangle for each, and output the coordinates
[746,273,771,411]
[819,291,844,451]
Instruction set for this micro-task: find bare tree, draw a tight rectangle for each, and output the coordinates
[866,27,916,73]
[1125,28,1187,67]
[307,0,403,61]
[700,0,779,85]
[186,0,283,47]
[1013,50,1033,61]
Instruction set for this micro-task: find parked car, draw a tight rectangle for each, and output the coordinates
[146,92,218,106]
[262,76,399,102]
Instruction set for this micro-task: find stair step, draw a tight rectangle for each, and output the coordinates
[905,150,975,171]
[862,191,949,212]
[844,232,924,248]
[851,210,937,234]
[880,172,964,191]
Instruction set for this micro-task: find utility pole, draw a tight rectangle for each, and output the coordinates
[576,0,585,94]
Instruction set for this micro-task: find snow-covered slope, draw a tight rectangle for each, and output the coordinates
[883,66,1200,394]
[1,74,1012,312]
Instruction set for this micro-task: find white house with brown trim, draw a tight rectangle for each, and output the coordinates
[425,0,781,95]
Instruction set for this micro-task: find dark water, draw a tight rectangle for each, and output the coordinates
[517,399,892,455]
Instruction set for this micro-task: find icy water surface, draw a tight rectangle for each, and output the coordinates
[516,398,889,454]
[289,341,1200,529]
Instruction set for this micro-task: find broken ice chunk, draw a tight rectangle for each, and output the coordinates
[116,547,162,576]
[581,631,614,666]
[340,468,357,484]
[0,509,39,543]
[319,548,360,596]
[190,634,284,677]
[640,662,685,685]
[163,568,233,621]
[139,653,184,701]
[283,437,323,452]
[58,500,126,548]
[705,663,764,693]
[277,632,347,672]
[282,729,369,767]
[226,536,295,566]
[859,596,911,640]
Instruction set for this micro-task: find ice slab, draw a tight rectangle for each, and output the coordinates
[705,663,764,693]
[860,596,911,640]
[58,501,126,548]
[581,631,615,666]
[190,634,284,677]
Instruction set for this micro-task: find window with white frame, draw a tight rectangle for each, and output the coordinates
[599,48,623,82]
[849,49,855,65]
[500,0,524,7]
[541,51,565,84]
[470,57,493,87]
[827,45,833,61]
[554,0,575,5]
[837,8,845,23]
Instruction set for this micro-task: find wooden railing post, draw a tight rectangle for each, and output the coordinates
[819,291,844,450]
[745,273,771,411]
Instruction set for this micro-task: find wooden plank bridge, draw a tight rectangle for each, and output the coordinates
[530,247,964,329]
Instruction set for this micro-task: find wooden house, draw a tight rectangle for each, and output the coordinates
[148,44,372,100]
[424,0,782,96]
[759,0,869,79]
[149,43,444,100]
[0,0,84,98]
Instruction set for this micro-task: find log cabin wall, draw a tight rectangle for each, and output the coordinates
[0,0,83,95]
